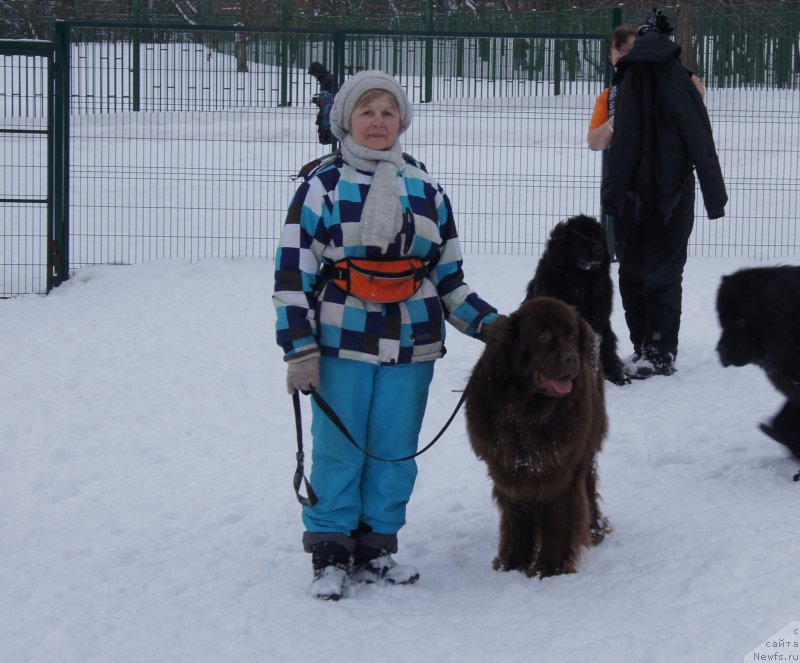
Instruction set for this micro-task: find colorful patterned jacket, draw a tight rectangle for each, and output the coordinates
[273,154,498,365]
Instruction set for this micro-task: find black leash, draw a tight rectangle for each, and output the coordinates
[291,386,469,506]
[292,391,319,507]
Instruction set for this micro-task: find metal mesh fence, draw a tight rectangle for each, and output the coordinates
[2,21,800,296]
[63,25,800,267]
[0,47,51,297]
[62,26,614,271]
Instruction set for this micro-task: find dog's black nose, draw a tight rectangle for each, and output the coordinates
[592,244,605,259]
[563,351,579,370]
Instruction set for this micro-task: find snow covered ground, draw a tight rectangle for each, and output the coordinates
[3,39,799,663]
[2,250,799,663]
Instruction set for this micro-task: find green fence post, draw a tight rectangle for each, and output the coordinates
[716,11,726,89]
[601,6,622,259]
[424,0,433,102]
[793,7,800,79]
[46,43,56,292]
[776,0,789,88]
[279,0,291,106]
[754,14,766,86]
[694,12,706,83]
[490,9,498,82]
[566,6,578,82]
[132,0,141,112]
[333,30,345,89]
[331,30,345,153]
[52,21,70,287]
[532,15,545,82]
[553,4,563,95]
[527,12,535,82]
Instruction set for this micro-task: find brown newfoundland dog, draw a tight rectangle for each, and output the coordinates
[466,297,611,578]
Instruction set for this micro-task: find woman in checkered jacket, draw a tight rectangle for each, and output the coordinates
[273,70,500,601]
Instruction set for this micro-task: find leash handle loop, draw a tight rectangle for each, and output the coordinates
[290,386,467,509]
[292,391,318,507]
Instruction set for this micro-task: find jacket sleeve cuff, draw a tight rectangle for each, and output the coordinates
[707,207,725,220]
[284,347,321,363]
[475,311,500,338]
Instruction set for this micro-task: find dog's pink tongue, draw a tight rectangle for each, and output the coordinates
[547,378,573,394]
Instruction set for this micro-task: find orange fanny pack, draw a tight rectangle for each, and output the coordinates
[322,258,428,303]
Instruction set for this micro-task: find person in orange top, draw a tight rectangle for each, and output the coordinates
[588,26,705,152]
[586,21,710,379]
[587,26,637,152]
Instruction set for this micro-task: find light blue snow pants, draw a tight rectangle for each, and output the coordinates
[302,356,435,539]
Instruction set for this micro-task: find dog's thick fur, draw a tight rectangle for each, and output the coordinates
[466,297,610,579]
[526,215,628,385]
[716,266,800,460]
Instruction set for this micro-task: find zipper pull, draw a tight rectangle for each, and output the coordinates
[403,208,414,254]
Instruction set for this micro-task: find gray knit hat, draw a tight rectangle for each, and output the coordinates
[329,70,412,141]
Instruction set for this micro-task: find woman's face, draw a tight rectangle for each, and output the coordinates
[349,91,401,151]
[610,36,635,67]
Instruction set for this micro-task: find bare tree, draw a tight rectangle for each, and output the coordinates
[675,2,697,71]
[0,0,60,38]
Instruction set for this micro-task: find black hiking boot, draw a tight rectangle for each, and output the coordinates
[309,541,352,601]
[352,546,420,586]
[624,349,676,380]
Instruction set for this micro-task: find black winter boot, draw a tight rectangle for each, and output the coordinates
[352,546,420,586]
[624,346,676,379]
[309,541,352,601]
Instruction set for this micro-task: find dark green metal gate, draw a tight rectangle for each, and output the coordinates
[0,39,67,297]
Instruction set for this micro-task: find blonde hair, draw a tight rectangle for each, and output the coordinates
[354,89,399,110]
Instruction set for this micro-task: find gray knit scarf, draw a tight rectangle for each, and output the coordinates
[340,133,406,253]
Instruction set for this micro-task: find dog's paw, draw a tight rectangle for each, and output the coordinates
[759,421,800,457]
[492,557,515,572]
[527,562,576,579]
[759,421,795,448]
[759,421,780,442]
[590,516,613,545]
[605,360,631,385]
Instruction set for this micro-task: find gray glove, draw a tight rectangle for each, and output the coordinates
[478,314,507,343]
[286,352,320,395]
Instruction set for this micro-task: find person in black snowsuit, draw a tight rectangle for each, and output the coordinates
[601,10,727,379]
[308,61,335,145]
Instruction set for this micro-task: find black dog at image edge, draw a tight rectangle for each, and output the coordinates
[526,215,628,385]
[716,266,800,475]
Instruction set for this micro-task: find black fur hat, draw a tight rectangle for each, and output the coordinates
[308,61,330,77]
[638,8,674,36]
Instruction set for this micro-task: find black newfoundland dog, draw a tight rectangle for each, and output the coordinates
[716,266,800,461]
[526,215,628,385]
[466,297,611,579]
